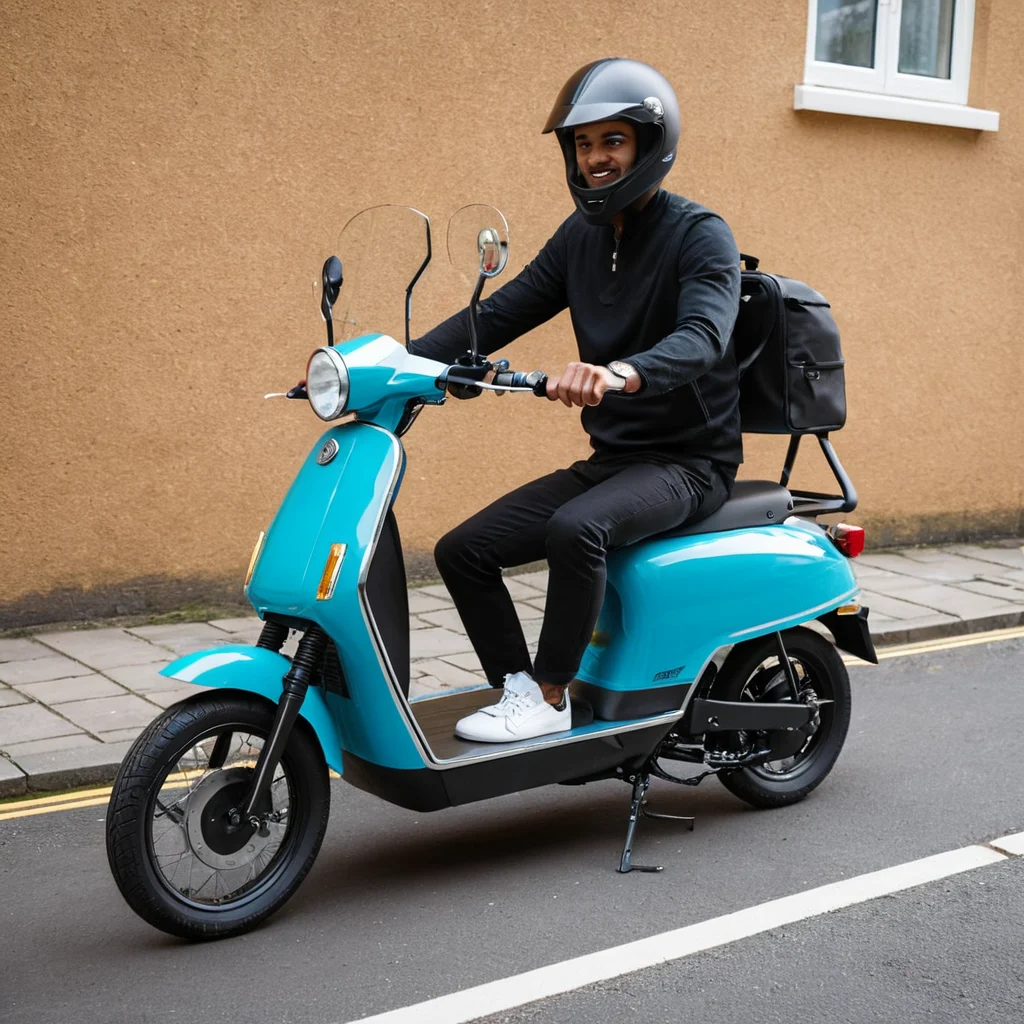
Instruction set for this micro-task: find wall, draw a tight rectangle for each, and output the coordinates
[1,0,1020,627]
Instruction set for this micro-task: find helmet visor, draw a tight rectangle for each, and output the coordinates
[543,101,659,134]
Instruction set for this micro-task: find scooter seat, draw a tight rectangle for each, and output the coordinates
[661,479,794,539]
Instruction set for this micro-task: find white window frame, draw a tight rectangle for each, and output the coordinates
[804,0,890,94]
[796,0,999,131]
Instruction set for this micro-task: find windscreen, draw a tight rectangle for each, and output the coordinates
[332,205,432,345]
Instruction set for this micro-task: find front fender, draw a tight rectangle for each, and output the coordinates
[161,645,344,774]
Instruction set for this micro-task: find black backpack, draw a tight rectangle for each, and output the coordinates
[732,255,846,435]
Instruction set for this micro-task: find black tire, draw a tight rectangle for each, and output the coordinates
[712,627,851,809]
[106,692,330,940]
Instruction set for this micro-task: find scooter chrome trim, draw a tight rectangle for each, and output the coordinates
[727,586,860,641]
[427,707,686,766]
[351,424,434,751]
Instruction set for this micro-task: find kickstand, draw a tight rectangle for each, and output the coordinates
[616,773,695,874]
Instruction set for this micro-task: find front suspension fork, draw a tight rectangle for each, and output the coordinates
[233,624,325,830]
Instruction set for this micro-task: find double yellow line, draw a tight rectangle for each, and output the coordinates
[0,785,114,822]
[0,769,204,822]
[2,626,1021,822]
[843,623,1024,665]
[0,767,343,822]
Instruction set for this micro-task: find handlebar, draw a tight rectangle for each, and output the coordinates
[496,370,626,395]
[443,366,626,397]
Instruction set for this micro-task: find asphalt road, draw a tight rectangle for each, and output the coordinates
[478,858,1024,1024]
[2,637,1022,1024]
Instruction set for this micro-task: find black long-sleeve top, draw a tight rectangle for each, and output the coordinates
[410,189,743,468]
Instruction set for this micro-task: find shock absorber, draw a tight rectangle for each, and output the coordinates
[237,626,327,825]
[255,620,289,652]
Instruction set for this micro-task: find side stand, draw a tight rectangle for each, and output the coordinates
[616,772,695,874]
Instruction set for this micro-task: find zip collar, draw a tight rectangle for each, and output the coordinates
[606,188,669,241]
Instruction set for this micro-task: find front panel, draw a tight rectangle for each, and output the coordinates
[246,422,425,770]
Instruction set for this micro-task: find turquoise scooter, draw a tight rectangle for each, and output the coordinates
[106,205,876,940]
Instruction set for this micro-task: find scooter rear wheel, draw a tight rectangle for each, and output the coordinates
[106,693,329,940]
[712,627,851,809]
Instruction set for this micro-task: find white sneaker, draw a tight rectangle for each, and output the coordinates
[454,672,572,743]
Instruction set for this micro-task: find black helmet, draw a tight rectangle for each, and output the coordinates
[542,58,680,225]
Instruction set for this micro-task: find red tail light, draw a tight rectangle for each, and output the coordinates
[828,523,865,558]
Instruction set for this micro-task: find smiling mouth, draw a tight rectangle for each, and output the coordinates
[589,169,619,185]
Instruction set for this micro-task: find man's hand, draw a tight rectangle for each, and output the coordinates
[545,362,640,407]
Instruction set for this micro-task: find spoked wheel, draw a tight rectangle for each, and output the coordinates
[106,693,329,940]
[713,627,851,808]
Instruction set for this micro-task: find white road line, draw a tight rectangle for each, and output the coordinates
[341,843,1009,1024]
[990,830,1024,856]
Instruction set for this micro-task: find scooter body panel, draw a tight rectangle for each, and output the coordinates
[578,519,858,694]
[160,645,345,773]
[245,421,427,771]
[246,419,395,616]
[335,333,448,434]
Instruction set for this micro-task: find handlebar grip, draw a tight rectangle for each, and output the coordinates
[491,370,548,394]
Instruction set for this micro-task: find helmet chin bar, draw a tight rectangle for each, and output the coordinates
[557,121,670,225]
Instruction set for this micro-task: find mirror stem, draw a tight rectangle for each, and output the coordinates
[467,272,487,361]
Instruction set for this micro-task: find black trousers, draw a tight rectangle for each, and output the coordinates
[434,452,734,687]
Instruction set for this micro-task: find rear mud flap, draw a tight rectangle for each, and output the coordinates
[818,606,878,664]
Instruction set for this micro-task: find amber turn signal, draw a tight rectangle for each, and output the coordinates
[244,531,265,590]
[316,543,347,601]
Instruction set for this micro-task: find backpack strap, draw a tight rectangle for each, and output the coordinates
[735,257,771,377]
[737,328,771,378]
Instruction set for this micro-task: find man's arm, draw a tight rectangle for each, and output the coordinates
[624,215,741,396]
[408,224,569,364]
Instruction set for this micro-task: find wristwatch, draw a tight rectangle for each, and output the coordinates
[606,360,638,388]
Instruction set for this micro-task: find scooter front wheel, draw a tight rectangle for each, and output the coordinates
[106,693,329,940]
[712,627,851,809]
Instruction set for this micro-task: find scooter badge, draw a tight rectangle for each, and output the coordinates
[316,438,339,465]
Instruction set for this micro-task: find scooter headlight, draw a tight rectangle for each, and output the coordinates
[306,348,350,421]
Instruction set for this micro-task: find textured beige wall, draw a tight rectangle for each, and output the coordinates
[1,0,1021,626]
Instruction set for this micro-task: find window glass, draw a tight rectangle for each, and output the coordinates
[815,0,879,68]
[899,0,956,78]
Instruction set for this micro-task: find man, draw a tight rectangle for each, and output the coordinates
[409,58,742,743]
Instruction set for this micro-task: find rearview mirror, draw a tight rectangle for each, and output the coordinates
[477,228,507,278]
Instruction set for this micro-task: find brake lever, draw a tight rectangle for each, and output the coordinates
[492,359,510,397]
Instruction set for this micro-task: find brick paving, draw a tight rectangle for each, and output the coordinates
[1,539,1021,797]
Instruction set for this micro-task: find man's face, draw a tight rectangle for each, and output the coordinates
[573,120,637,189]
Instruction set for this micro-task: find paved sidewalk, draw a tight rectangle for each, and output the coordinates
[1,540,1022,797]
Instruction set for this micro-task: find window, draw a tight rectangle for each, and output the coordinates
[795,0,999,130]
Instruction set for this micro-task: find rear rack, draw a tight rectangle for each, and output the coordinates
[780,432,857,516]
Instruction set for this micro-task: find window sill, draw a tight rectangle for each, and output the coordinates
[794,84,999,132]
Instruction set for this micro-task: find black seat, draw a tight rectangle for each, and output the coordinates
[662,480,794,539]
